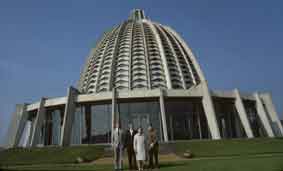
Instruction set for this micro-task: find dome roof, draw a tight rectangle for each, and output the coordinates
[78,9,205,94]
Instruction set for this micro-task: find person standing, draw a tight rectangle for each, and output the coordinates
[112,122,124,171]
[125,123,137,170]
[148,125,159,169]
[134,127,146,171]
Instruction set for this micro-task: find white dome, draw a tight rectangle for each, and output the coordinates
[78,9,203,94]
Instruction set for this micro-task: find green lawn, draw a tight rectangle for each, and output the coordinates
[2,154,283,171]
[169,138,283,157]
[0,145,106,165]
[159,155,283,171]
[1,138,283,171]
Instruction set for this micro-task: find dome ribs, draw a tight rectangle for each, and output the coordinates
[164,26,203,84]
[113,22,133,90]
[154,24,185,89]
[143,22,167,89]
[162,27,196,89]
[96,25,123,93]
[83,31,113,93]
[79,11,206,94]
[130,22,148,90]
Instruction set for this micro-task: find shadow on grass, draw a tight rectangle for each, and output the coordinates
[159,162,187,169]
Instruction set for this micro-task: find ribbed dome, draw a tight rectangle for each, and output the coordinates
[78,9,203,94]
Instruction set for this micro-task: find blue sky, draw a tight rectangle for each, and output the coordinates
[0,0,282,145]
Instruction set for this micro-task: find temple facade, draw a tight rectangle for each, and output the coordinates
[5,9,283,148]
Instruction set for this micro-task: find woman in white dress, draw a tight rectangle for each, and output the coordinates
[134,127,146,171]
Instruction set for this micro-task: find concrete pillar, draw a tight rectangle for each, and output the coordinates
[60,87,79,146]
[111,89,117,144]
[27,120,35,147]
[233,89,254,138]
[201,82,221,139]
[30,98,47,147]
[13,105,29,147]
[259,93,283,136]
[159,89,169,142]
[254,92,275,137]
[5,104,28,148]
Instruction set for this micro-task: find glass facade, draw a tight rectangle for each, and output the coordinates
[42,107,64,146]
[214,98,246,138]
[165,98,210,140]
[26,110,37,146]
[118,100,163,140]
[23,96,275,147]
[43,112,51,145]
[244,100,267,137]
[80,103,112,144]
[71,106,85,144]
[90,104,112,143]
[51,110,61,145]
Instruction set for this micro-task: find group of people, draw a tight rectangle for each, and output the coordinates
[112,122,159,171]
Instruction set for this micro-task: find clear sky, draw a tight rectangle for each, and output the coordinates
[0,0,282,145]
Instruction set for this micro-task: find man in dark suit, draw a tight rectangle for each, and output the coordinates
[124,123,137,170]
[148,125,159,169]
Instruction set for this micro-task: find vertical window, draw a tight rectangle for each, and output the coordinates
[90,103,112,143]
[118,100,163,141]
[214,99,246,138]
[165,98,210,140]
[51,110,61,145]
[244,100,267,137]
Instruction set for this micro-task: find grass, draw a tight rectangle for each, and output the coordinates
[169,138,283,157]
[159,155,283,171]
[0,145,106,165]
[2,154,283,171]
[1,138,283,170]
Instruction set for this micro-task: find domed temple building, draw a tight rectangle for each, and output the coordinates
[6,9,283,147]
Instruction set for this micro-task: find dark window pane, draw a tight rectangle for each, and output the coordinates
[165,98,210,140]
[118,100,163,141]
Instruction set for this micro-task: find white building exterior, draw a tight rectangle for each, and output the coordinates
[5,9,283,148]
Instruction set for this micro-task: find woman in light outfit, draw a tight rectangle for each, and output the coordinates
[133,127,146,171]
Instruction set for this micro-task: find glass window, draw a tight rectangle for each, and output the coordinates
[42,107,64,146]
[244,100,267,137]
[214,99,246,138]
[165,98,210,140]
[23,110,37,147]
[51,110,61,145]
[118,100,163,141]
[90,103,112,143]
[43,112,52,145]
[71,107,83,145]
